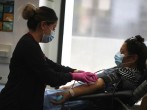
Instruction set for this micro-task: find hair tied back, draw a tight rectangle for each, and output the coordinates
[135,35,144,43]
[22,3,37,20]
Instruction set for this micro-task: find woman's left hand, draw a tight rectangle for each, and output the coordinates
[51,91,71,105]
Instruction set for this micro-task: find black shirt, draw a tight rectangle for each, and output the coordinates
[0,33,74,110]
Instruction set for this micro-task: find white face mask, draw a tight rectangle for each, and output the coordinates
[114,52,125,66]
[114,52,134,67]
[41,30,55,43]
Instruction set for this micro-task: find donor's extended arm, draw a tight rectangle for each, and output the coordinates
[51,78,105,104]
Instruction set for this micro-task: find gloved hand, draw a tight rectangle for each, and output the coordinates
[70,72,98,83]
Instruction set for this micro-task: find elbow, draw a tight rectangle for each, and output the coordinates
[95,78,105,89]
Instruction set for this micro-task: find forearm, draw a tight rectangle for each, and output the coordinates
[51,78,105,105]
[69,78,105,97]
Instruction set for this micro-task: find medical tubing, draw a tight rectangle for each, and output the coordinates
[94,69,105,73]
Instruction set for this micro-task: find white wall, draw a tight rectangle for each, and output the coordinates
[0,0,61,84]
[0,0,39,84]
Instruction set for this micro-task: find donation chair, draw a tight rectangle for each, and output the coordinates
[70,69,147,110]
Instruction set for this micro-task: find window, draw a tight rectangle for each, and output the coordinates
[62,0,147,72]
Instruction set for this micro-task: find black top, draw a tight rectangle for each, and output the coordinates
[97,67,142,91]
[0,33,74,110]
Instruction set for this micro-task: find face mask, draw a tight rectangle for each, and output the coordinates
[41,30,55,43]
[114,52,125,66]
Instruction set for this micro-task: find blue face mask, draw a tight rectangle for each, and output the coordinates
[114,52,125,66]
[41,30,55,43]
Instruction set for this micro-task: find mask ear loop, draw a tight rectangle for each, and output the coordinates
[42,30,45,37]
[41,30,45,42]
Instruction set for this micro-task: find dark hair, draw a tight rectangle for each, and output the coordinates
[22,4,58,31]
[125,35,147,72]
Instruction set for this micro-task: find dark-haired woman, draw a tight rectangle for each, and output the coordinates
[43,35,147,110]
[0,4,98,110]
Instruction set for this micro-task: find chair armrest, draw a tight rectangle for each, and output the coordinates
[70,90,133,101]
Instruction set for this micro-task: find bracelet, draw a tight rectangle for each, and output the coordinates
[69,89,75,97]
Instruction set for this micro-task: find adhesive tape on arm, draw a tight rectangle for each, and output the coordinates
[69,89,75,97]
